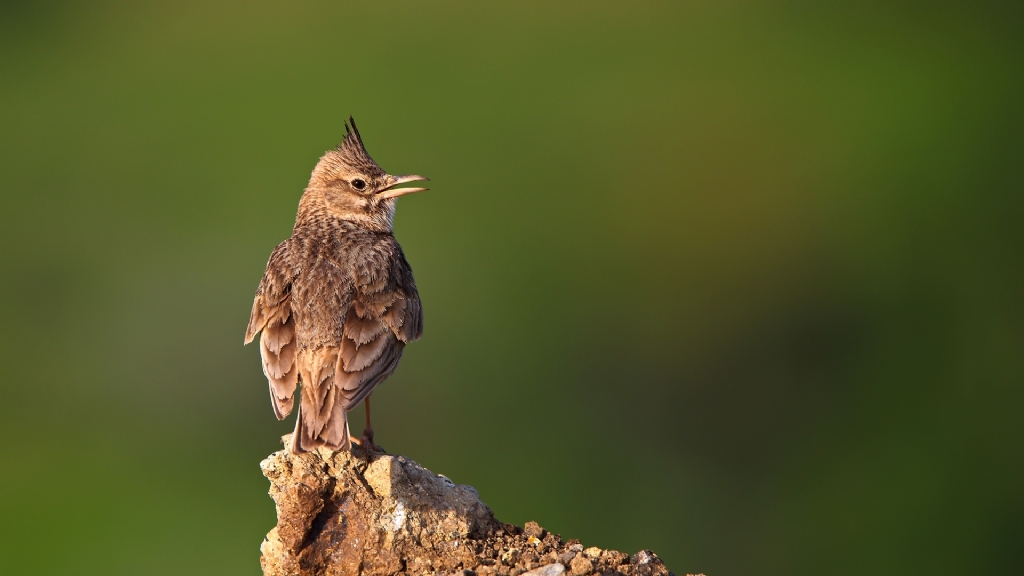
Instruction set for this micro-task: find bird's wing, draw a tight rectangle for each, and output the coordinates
[385,247,424,343]
[336,243,423,410]
[245,240,299,420]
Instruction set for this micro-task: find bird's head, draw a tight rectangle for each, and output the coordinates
[304,117,428,230]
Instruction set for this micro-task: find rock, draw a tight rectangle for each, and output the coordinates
[522,563,565,576]
[630,550,670,576]
[569,554,594,576]
[524,521,545,539]
[501,548,522,566]
[609,550,632,566]
[632,550,658,565]
[259,434,677,576]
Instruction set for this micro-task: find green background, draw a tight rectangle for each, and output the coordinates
[2,1,1022,574]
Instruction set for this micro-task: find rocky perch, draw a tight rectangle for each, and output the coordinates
[260,434,683,576]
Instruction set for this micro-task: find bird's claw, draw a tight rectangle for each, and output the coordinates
[361,430,386,454]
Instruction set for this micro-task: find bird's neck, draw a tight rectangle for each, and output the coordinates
[295,189,394,234]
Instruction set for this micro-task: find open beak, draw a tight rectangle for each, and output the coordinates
[378,174,429,200]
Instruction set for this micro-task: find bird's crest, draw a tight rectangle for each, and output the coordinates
[342,116,363,149]
[334,116,376,168]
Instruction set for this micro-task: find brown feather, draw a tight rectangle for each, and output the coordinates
[260,326,294,378]
[256,296,298,419]
[320,386,350,450]
[343,308,386,346]
[338,340,404,409]
[384,298,406,330]
[262,314,293,354]
[290,402,306,453]
[345,333,389,372]
[261,339,298,420]
[353,299,389,319]
[270,390,294,421]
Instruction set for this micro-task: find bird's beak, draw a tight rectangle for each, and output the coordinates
[378,174,429,200]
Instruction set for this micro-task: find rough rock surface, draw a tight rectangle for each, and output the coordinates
[260,435,681,576]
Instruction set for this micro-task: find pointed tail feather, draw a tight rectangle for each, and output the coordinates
[320,387,351,450]
[290,348,352,453]
[290,402,307,454]
[291,395,351,453]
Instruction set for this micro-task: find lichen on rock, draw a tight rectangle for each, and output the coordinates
[259,434,676,576]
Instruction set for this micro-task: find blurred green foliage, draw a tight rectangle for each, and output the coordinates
[2,1,1023,574]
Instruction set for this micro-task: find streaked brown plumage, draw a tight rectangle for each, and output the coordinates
[245,118,425,453]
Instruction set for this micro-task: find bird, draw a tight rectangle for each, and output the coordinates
[244,117,426,454]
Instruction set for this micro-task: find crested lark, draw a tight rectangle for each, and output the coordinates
[245,118,426,453]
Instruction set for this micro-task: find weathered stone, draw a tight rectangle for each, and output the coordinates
[502,548,522,566]
[629,550,670,576]
[523,521,545,539]
[522,563,565,576]
[606,550,630,566]
[259,434,676,576]
[569,554,594,576]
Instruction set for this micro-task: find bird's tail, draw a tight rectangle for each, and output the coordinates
[289,347,351,454]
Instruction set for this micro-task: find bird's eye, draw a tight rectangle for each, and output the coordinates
[351,178,367,191]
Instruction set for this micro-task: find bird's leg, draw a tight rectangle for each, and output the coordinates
[361,395,385,453]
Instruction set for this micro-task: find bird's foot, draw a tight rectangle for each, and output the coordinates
[361,429,386,454]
